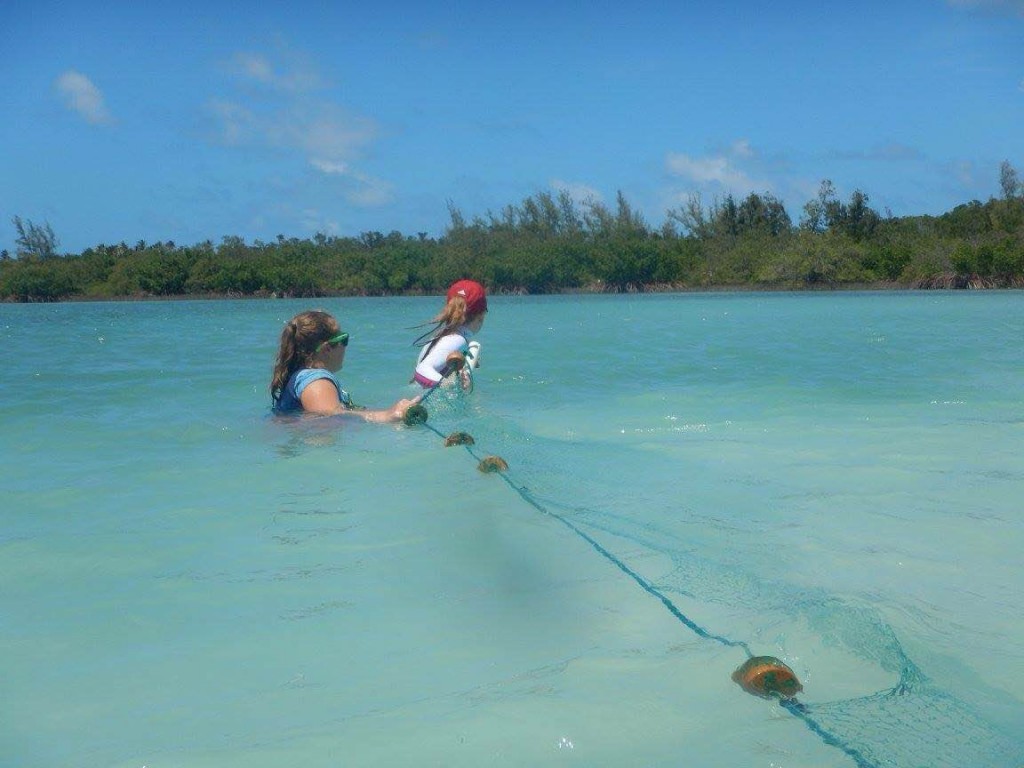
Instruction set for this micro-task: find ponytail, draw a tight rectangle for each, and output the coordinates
[270,311,339,405]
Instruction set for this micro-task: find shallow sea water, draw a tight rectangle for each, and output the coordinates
[1,292,1022,767]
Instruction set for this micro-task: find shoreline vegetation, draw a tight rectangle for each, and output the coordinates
[4,173,1023,302]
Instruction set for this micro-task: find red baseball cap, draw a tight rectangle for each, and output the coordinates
[446,279,487,315]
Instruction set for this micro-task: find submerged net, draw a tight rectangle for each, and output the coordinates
[552,498,1023,768]
[414,405,1024,767]
[795,679,1023,768]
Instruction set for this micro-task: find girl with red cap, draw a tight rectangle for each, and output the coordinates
[411,279,487,389]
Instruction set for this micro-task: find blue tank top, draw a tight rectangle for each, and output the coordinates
[275,369,352,413]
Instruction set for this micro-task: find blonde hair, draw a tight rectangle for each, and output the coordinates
[270,310,340,406]
[413,295,484,350]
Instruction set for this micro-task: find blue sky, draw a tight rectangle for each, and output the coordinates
[2,0,1022,254]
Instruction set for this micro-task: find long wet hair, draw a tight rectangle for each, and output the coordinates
[413,295,482,354]
[270,310,340,406]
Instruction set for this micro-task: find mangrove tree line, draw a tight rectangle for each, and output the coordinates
[3,164,1023,301]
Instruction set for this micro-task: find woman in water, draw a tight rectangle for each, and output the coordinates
[412,279,487,390]
[272,310,419,421]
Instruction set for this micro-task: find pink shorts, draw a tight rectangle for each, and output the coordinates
[413,371,440,388]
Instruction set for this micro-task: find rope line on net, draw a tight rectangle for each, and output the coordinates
[410,408,880,768]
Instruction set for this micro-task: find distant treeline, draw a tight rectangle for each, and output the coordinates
[3,170,1023,302]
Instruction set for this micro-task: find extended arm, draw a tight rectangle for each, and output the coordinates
[300,379,419,422]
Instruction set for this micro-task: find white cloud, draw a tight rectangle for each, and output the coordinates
[210,49,393,211]
[342,172,394,207]
[665,142,764,193]
[311,159,350,175]
[212,52,379,169]
[731,139,754,159]
[550,179,602,205]
[55,70,113,125]
[310,159,393,206]
[226,51,324,93]
[663,140,782,218]
[296,112,378,162]
[208,100,379,170]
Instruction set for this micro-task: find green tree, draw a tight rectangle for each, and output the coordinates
[736,192,792,236]
[667,193,713,240]
[800,180,839,233]
[844,190,881,241]
[12,216,59,259]
[1000,160,1020,200]
[0,260,75,300]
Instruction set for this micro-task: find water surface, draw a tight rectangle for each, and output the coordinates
[2,292,1022,767]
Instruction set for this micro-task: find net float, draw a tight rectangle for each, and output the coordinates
[442,351,466,374]
[402,404,429,425]
[444,431,476,447]
[477,455,509,473]
[732,656,803,699]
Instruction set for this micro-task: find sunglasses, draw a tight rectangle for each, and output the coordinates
[318,332,349,351]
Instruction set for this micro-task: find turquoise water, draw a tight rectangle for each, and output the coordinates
[2,292,1022,767]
